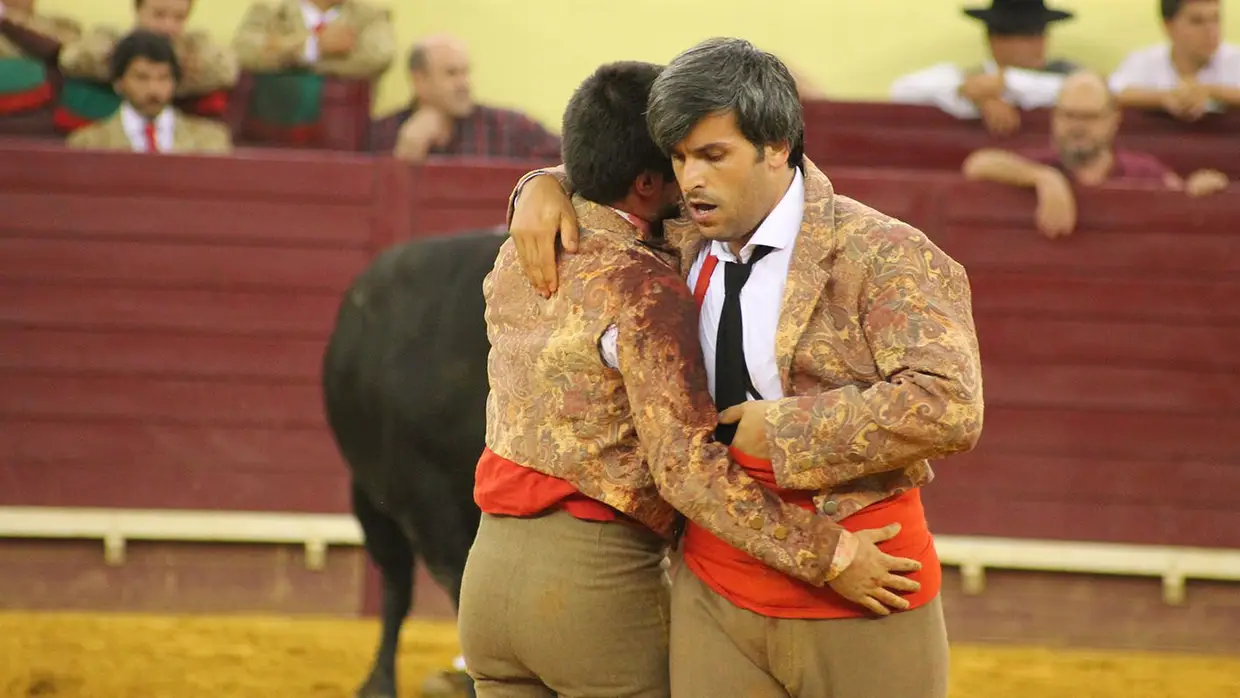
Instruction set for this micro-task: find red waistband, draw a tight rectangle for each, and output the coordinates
[682,447,940,619]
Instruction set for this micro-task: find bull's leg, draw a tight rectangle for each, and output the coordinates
[352,484,416,698]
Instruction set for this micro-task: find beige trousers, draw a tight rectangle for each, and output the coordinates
[458,511,670,698]
[668,559,950,698]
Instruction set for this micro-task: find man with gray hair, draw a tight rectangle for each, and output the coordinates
[505,37,983,698]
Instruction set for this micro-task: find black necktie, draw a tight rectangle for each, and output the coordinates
[714,245,774,445]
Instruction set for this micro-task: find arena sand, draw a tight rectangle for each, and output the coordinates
[1,611,1239,697]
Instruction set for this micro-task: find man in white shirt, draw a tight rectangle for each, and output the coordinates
[65,29,231,153]
[1109,0,1240,120]
[889,0,1078,135]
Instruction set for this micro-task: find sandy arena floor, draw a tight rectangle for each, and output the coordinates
[1,612,1239,698]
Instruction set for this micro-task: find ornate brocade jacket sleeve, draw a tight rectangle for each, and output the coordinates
[765,224,984,491]
[611,256,857,584]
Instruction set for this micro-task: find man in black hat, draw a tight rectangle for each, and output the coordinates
[890,0,1080,135]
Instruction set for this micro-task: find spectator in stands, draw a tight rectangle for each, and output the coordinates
[1109,0,1240,121]
[0,0,78,118]
[962,71,1228,238]
[65,29,231,154]
[231,0,394,141]
[890,0,1078,136]
[57,0,238,130]
[370,35,562,163]
[232,0,394,79]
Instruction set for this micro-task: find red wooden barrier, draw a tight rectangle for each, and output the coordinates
[1,144,1237,551]
[0,144,534,517]
[830,169,1240,548]
[803,99,1240,136]
[804,100,1240,178]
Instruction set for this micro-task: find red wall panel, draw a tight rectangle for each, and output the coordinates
[803,100,1240,177]
[0,145,523,519]
[2,141,1239,551]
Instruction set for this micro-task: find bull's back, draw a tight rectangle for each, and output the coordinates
[322,229,507,480]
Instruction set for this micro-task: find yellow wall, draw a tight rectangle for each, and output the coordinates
[41,0,1240,131]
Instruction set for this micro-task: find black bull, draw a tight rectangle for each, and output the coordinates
[322,228,508,698]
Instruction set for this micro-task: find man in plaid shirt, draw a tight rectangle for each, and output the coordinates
[369,34,561,163]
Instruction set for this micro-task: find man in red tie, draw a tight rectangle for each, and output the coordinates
[66,29,230,154]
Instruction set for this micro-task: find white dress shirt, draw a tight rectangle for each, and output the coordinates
[1109,43,1240,113]
[684,166,805,403]
[119,103,175,153]
[299,0,341,64]
[889,61,1066,119]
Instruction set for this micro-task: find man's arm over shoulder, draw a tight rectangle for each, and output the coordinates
[612,253,857,585]
[765,217,984,491]
[506,164,571,227]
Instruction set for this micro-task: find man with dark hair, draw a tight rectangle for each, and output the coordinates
[890,0,1078,135]
[506,37,983,698]
[66,29,230,153]
[457,59,861,698]
[1109,0,1240,120]
[57,0,237,129]
[368,34,561,163]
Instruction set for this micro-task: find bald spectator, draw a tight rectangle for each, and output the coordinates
[1110,0,1240,121]
[368,35,561,163]
[57,0,238,125]
[232,0,394,80]
[891,0,1080,136]
[963,71,1229,238]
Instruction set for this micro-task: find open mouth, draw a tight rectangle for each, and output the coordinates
[689,202,717,215]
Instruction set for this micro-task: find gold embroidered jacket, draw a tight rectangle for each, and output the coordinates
[505,158,985,573]
[485,195,851,585]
